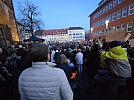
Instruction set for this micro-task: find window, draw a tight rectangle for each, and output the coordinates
[109,2,113,10]
[97,31,99,36]
[127,22,133,32]
[102,18,105,25]
[100,20,102,26]
[100,10,102,16]
[95,13,98,18]
[97,21,100,27]
[122,7,127,18]
[93,32,96,36]
[98,12,100,17]
[113,0,117,7]
[101,30,104,35]
[106,5,108,12]
[103,8,105,14]
[105,16,109,22]
[117,10,121,19]
[128,3,134,15]
[118,0,122,4]
[116,25,120,30]
[109,27,111,31]
[109,14,112,22]
[94,23,96,28]
[112,12,116,21]
[105,29,108,32]
[121,23,126,29]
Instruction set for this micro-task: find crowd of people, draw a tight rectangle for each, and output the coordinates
[0,38,134,100]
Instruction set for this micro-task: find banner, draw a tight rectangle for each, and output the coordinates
[124,33,131,42]
[106,29,125,42]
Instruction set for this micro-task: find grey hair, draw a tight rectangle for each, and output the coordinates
[28,43,49,62]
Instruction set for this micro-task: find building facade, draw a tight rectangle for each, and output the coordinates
[67,27,85,42]
[34,28,68,43]
[16,21,25,41]
[0,0,19,47]
[89,0,134,42]
[34,27,86,43]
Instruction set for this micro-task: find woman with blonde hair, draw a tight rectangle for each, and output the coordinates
[54,54,72,79]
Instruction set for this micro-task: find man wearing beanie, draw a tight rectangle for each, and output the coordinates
[100,40,131,78]
[95,40,131,100]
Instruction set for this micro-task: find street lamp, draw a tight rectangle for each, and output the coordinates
[91,27,93,34]
[105,20,109,29]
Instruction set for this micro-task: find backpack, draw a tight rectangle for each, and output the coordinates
[8,56,21,78]
[8,57,19,69]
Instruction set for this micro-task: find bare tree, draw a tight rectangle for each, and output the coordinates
[18,0,44,36]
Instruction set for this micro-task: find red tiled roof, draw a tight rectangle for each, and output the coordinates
[42,28,68,35]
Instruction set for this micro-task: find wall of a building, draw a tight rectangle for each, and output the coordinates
[90,0,134,40]
[0,0,19,46]
[67,29,85,42]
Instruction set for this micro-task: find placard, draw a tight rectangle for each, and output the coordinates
[129,39,134,47]
[106,29,125,42]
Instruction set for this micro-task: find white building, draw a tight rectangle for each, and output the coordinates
[16,21,25,41]
[16,21,33,41]
[25,30,32,39]
[34,29,68,43]
[67,27,86,42]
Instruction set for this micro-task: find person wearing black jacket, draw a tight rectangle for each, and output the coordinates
[54,54,72,79]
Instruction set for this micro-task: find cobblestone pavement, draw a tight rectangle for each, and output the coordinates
[72,68,131,100]
[73,68,91,100]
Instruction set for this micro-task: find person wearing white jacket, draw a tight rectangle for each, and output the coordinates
[18,43,73,100]
[50,49,55,62]
[75,49,83,75]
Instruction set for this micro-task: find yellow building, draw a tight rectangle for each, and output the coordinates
[0,0,19,47]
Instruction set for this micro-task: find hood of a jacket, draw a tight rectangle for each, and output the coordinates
[101,46,128,60]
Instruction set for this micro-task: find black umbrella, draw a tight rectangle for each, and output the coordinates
[23,36,42,42]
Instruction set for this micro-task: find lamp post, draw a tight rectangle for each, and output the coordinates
[105,20,109,29]
[105,20,109,35]
[91,27,93,34]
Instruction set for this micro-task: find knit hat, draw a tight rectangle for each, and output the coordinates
[9,48,17,54]
[68,48,72,51]
[109,40,122,48]
[18,45,23,48]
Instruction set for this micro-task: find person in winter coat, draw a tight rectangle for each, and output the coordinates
[4,48,21,100]
[54,54,72,79]
[50,49,55,63]
[65,48,74,63]
[54,50,61,63]
[99,40,131,100]
[100,40,131,78]
[18,43,73,100]
[93,59,118,100]
[75,49,83,75]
